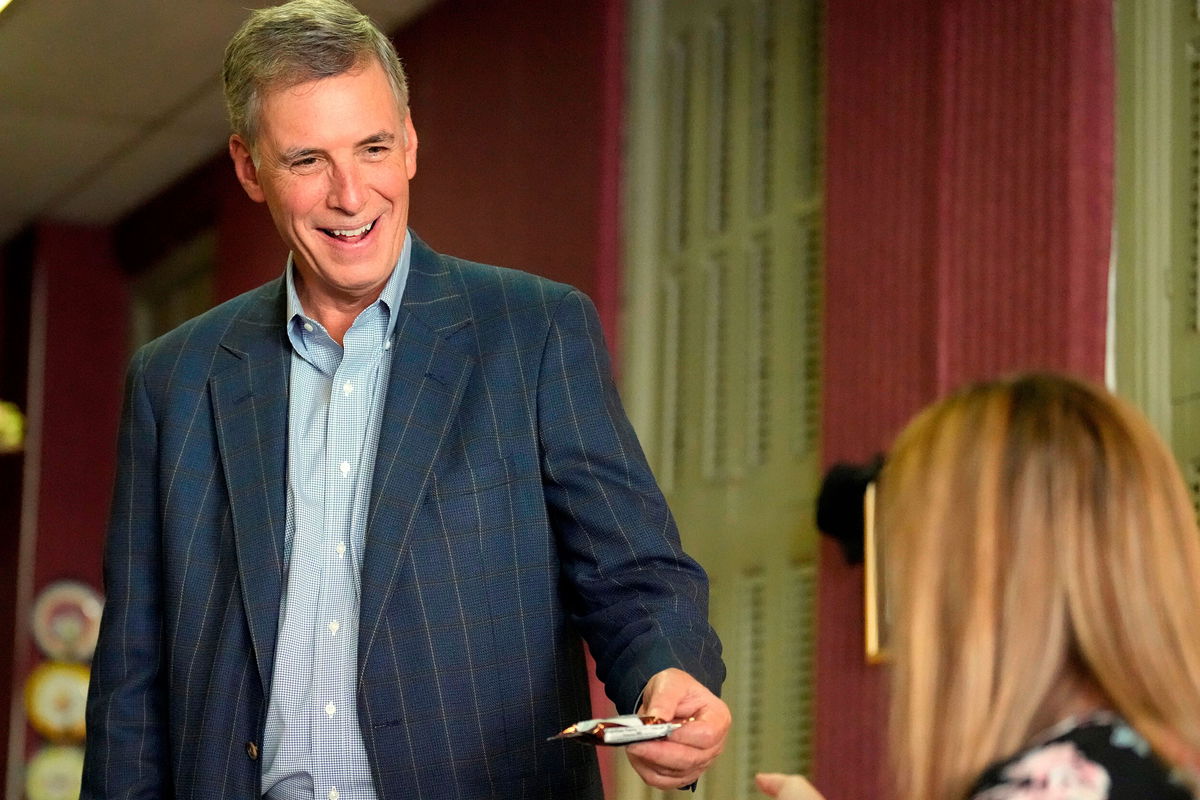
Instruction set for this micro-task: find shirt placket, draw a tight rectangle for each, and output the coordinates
[311,337,368,800]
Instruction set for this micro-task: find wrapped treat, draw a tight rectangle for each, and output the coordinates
[549,714,686,746]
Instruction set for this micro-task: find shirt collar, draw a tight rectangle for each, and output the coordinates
[284,229,412,345]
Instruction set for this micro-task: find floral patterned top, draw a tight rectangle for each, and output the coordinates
[969,712,1196,800]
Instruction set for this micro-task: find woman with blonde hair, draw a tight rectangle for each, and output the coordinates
[759,372,1200,799]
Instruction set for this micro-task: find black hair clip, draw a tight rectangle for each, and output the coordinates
[815,454,884,566]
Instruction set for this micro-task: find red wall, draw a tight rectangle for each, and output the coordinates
[394,0,622,341]
[15,224,130,768]
[817,1,1113,797]
[32,224,127,594]
[215,161,288,301]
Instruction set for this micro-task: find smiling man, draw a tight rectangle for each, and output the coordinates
[228,60,417,345]
[81,2,728,799]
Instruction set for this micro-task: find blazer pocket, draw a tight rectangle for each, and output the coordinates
[426,454,514,500]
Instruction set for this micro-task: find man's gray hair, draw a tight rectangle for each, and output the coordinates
[223,0,409,148]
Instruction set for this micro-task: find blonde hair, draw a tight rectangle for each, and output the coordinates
[881,373,1200,800]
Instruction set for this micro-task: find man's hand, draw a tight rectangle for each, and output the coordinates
[625,667,731,791]
[755,773,827,800]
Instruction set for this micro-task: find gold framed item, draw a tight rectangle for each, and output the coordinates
[864,482,890,663]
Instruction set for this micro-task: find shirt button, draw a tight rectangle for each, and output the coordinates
[329,789,340,800]
[245,741,258,760]
[340,461,351,476]
[304,322,314,332]
[384,340,391,350]
[328,620,340,636]
[336,542,346,557]
[343,380,354,396]
[326,702,336,717]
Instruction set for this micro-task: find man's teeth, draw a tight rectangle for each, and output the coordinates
[328,221,374,237]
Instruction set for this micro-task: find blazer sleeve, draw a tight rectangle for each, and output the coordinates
[537,289,726,713]
[82,347,170,798]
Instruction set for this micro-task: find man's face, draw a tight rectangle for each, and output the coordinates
[228,60,417,310]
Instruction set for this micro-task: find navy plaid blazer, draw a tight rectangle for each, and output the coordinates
[82,235,725,799]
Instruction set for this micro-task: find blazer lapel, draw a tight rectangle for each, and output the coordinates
[210,280,290,693]
[358,238,476,674]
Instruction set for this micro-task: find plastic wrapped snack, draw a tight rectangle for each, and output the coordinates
[548,714,686,746]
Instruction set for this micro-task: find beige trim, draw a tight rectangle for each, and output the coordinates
[1113,0,1173,435]
[619,0,666,447]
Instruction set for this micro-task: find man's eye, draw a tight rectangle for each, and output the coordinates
[289,157,322,173]
[363,146,389,159]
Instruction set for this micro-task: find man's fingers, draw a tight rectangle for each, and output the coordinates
[627,746,709,791]
[626,738,718,779]
[632,766,699,792]
[664,718,723,749]
[627,737,714,767]
[640,676,687,720]
[631,668,731,791]
[649,693,703,723]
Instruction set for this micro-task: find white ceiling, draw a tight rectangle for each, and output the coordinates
[0,0,438,245]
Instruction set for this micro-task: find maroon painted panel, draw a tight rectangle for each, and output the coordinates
[820,3,942,797]
[394,0,609,306]
[931,0,1112,387]
[215,164,289,302]
[34,224,128,595]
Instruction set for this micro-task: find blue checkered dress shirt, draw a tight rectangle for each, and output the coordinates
[262,235,412,800]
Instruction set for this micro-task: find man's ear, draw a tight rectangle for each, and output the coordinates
[403,113,418,180]
[229,135,266,203]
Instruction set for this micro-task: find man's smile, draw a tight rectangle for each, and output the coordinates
[321,218,377,243]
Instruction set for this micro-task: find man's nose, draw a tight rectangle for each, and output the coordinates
[327,161,367,214]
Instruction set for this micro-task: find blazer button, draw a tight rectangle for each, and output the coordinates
[246,741,259,760]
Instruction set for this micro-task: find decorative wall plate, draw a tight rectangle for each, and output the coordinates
[25,744,84,800]
[25,661,89,742]
[31,580,102,662]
